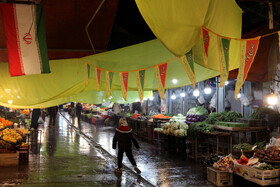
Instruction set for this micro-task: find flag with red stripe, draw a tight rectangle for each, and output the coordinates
[0,3,50,76]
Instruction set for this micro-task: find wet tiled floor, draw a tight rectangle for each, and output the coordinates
[0,111,269,187]
[0,113,152,187]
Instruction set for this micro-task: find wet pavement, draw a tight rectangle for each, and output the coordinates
[62,112,213,187]
[0,111,267,187]
[0,113,152,187]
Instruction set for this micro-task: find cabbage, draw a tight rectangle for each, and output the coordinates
[187,106,208,116]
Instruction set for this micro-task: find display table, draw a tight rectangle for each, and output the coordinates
[211,125,268,144]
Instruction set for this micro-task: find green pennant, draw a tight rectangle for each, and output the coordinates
[180,49,196,88]
[218,36,230,87]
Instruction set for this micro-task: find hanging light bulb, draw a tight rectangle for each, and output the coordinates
[149,96,154,101]
[180,92,186,97]
[171,93,176,100]
[225,81,229,86]
[204,85,212,94]
[172,79,178,84]
[193,89,199,97]
[136,99,140,102]
[267,93,278,105]
[237,93,241,99]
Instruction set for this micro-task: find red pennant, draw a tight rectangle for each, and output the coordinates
[159,63,167,88]
[122,72,129,92]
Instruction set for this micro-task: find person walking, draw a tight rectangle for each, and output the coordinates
[31,108,41,129]
[75,102,82,123]
[48,106,58,126]
[112,118,141,174]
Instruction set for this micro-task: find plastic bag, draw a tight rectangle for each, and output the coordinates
[37,116,44,124]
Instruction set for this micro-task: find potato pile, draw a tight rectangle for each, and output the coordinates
[254,146,280,161]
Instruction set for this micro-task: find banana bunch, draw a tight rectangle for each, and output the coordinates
[1,128,22,143]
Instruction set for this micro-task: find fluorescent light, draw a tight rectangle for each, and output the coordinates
[136,99,140,102]
[172,79,178,84]
[171,94,176,100]
[193,89,199,97]
[149,96,154,101]
[8,100,13,104]
[180,92,186,97]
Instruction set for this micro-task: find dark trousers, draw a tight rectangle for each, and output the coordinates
[118,149,136,168]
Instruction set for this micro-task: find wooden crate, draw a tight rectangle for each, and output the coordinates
[0,152,19,166]
[207,167,233,186]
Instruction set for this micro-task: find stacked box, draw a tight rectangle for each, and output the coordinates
[0,152,19,166]
[207,167,233,186]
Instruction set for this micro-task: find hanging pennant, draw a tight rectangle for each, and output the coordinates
[85,63,90,86]
[95,67,101,91]
[235,37,260,100]
[154,63,168,100]
[217,36,230,87]
[135,69,146,101]
[119,72,129,101]
[106,71,114,98]
[0,4,50,76]
[180,49,196,88]
[201,28,210,68]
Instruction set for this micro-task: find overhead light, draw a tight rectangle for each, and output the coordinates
[172,79,178,84]
[144,98,148,101]
[171,94,176,100]
[103,99,106,102]
[204,85,212,94]
[136,99,140,102]
[109,96,113,99]
[237,93,241,98]
[149,96,154,101]
[267,93,278,105]
[225,81,229,86]
[180,92,186,97]
[17,96,20,99]
[193,89,199,97]
[8,100,13,104]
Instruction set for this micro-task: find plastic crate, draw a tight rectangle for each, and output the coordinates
[207,167,233,186]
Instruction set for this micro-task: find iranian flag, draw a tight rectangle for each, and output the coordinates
[0,3,50,76]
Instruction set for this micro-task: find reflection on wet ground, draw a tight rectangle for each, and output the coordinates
[0,113,152,187]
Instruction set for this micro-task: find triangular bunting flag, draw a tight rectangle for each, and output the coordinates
[235,37,260,100]
[201,28,210,68]
[217,36,230,87]
[95,67,101,91]
[119,72,129,101]
[106,71,114,98]
[154,63,168,100]
[135,69,146,101]
[85,63,90,86]
[0,3,50,76]
[180,49,196,88]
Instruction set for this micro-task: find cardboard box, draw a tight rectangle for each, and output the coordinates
[207,167,233,186]
[244,168,280,186]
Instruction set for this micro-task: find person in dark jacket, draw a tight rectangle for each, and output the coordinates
[75,103,82,123]
[31,109,41,129]
[112,118,141,174]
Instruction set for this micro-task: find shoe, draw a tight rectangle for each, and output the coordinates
[114,168,122,173]
[134,166,141,174]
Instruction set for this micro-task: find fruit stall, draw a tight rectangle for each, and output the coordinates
[0,117,30,166]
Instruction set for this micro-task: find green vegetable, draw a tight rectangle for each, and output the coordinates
[188,122,213,138]
[250,107,279,120]
[205,111,242,124]
[187,106,208,116]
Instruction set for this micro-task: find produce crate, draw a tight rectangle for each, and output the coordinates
[244,168,280,186]
[0,152,19,166]
[207,167,233,186]
[19,145,29,164]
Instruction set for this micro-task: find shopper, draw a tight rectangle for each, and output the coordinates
[31,108,41,129]
[48,106,58,126]
[76,102,82,123]
[112,118,141,174]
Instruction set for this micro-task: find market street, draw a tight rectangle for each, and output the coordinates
[0,113,152,187]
